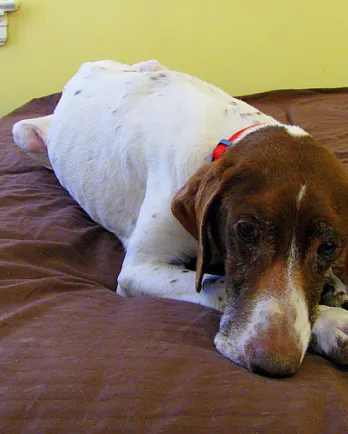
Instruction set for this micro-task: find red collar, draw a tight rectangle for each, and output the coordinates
[212,124,265,161]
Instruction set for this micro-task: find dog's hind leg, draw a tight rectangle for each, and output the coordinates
[12,115,53,169]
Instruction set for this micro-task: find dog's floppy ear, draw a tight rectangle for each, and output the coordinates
[171,162,223,293]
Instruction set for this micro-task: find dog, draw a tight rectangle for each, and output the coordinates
[13,60,348,376]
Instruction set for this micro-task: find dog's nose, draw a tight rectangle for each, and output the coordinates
[248,342,302,377]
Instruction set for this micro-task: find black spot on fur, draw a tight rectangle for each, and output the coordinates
[150,73,168,81]
[225,109,228,115]
[229,100,238,106]
[74,89,82,96]
[152,213,158,218]
[181,269,190,273]
[154,267,159,271]
[170,279,178,284]
[112,109,118,115]
[218,296,223,302]
[322,282,335,297]
[240,112,255,118]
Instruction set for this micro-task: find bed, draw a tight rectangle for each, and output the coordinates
[1,89,347,432]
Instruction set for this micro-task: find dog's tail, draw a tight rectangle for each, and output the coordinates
[12,115,53,169]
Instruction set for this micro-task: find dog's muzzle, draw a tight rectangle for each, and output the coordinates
[214,297,311,377]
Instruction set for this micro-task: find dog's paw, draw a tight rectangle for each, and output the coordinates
[321,269,348,309]
[311,305,348,365]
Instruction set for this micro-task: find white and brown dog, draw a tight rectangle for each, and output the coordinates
[13,60,348,376]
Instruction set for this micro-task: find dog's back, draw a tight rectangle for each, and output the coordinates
[47,61,277,245]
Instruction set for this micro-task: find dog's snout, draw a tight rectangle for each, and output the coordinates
[248,340,302,377]
[215,295,311,377]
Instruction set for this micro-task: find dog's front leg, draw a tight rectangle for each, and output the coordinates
[117,180,227,311]
[117,259,226,312]
[310,305,348,365]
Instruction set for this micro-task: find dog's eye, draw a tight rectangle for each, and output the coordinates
[237,222,259,243]
[317,241,338,260]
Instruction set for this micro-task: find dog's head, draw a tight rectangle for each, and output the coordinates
[172,126,348,376]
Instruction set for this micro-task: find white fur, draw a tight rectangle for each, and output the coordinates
[290,290,311,361]
[285,184,311,358]
[296,184,307,210]
[284,125,308,137]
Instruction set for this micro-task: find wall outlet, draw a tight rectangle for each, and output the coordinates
[0,1,20,45]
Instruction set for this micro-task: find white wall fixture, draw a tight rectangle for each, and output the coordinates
[0,1,20,46]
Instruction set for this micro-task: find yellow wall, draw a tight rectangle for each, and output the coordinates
[1,0,348,117]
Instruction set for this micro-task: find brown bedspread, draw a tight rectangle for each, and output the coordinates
[0,89,347,433]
